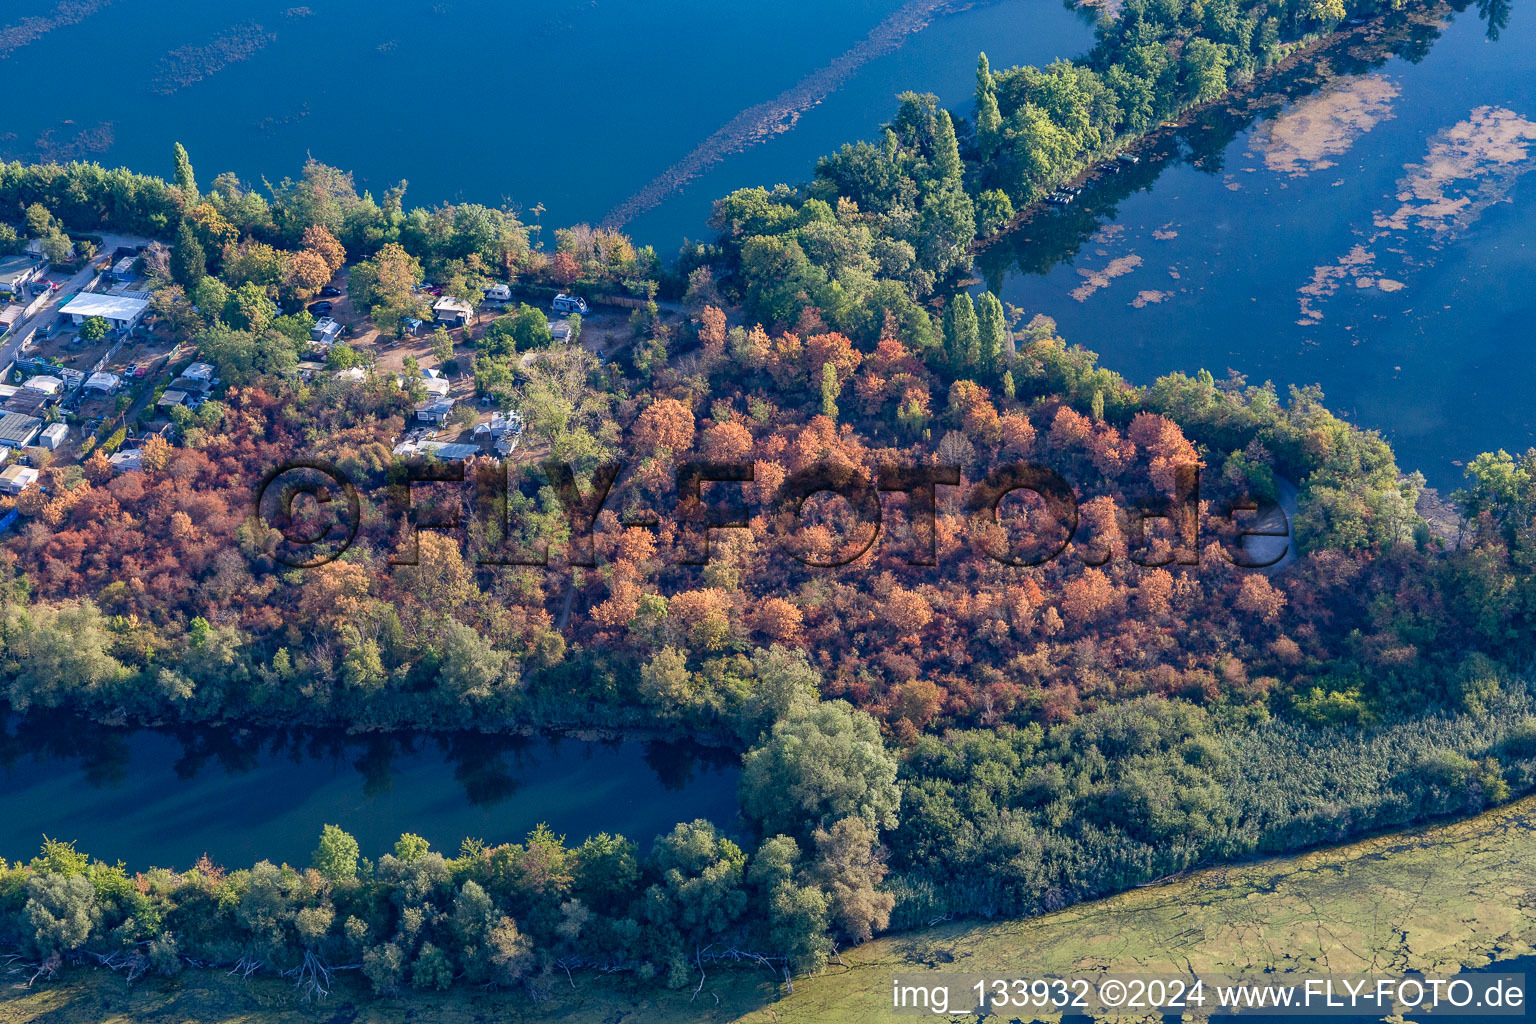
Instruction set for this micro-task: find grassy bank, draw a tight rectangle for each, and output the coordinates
[5,795,1534,1023]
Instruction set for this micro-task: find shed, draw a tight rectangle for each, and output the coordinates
[39,422,68,450]
[0,465,38,495]
[23,375,63,396]
[158,389,189,410]
[111,256,137,280]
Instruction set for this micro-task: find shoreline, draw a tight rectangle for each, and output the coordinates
[970,0,1445,254]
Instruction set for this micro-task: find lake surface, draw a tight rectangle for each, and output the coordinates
[980,0,1536,488]
[0,0,1094,248]
[0,714,741,869]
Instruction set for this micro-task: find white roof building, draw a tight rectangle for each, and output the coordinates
[59,293,150,330]
[39,422,69,450]
[109,449,144,472]
[23,376,62,395]
[0,465,38,495]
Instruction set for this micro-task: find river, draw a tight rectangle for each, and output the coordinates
[0,714,741,869]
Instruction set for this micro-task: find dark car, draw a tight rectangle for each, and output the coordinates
[307,301,334,315]
[319,286,343,298]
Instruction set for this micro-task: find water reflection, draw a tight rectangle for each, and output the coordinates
[0,711,741,868]
[977,2,1469,291]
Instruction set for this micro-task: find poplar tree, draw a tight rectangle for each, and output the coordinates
[975,53,1003,162]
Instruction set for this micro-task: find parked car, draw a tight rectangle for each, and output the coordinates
[124,364,138,377]
[319,286,343,298]
[552,293,589,315]
[307,301,333,315]
[133,365,147,379]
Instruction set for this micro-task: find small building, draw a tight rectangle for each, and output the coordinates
[0,305,22,334]
[0,412,43,449]
[109,449,144,472]
[0,465,39,495]
[110,256,137,281]
[59,293,150,332]
[432,296,473,327]
[22,375,62,396]
[3,390,48,417]
[415,396,455,424]
[420,375,451,400]
[83,371,120,395]
[0,255,44,298]
[39,422,68,450]
[548,318,573,344]
[25,237,71,262]
[169,361,216,394]
[157,389,189,411]
[474,411,522,442]
[310,316,344,347]
[334,366,368,383]
[395,439,480,461]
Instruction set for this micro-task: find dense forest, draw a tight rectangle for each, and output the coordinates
[0,0,1533,1001]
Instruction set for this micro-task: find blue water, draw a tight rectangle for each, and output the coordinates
[983,3,1536,487]
[0,0,1095,249]
[0,716,742,869]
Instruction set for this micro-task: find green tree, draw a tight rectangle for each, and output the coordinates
[975,290,1008,376]
[311,824,360,882]
[942,292,980,375]
[431,326,454,365]
[932,110,963,184]
[350,242,424,335]
[172,141,197,197]
[171,219,206,288]
[23,203,52,237]
[40,231,73,264]
[78,316,110,343]
[740,701,901,839]
[224,281,277,334]
[25,874,99,955]
[975,188,1014,235]
[975,53,1003,162]
[820,361,841,419]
